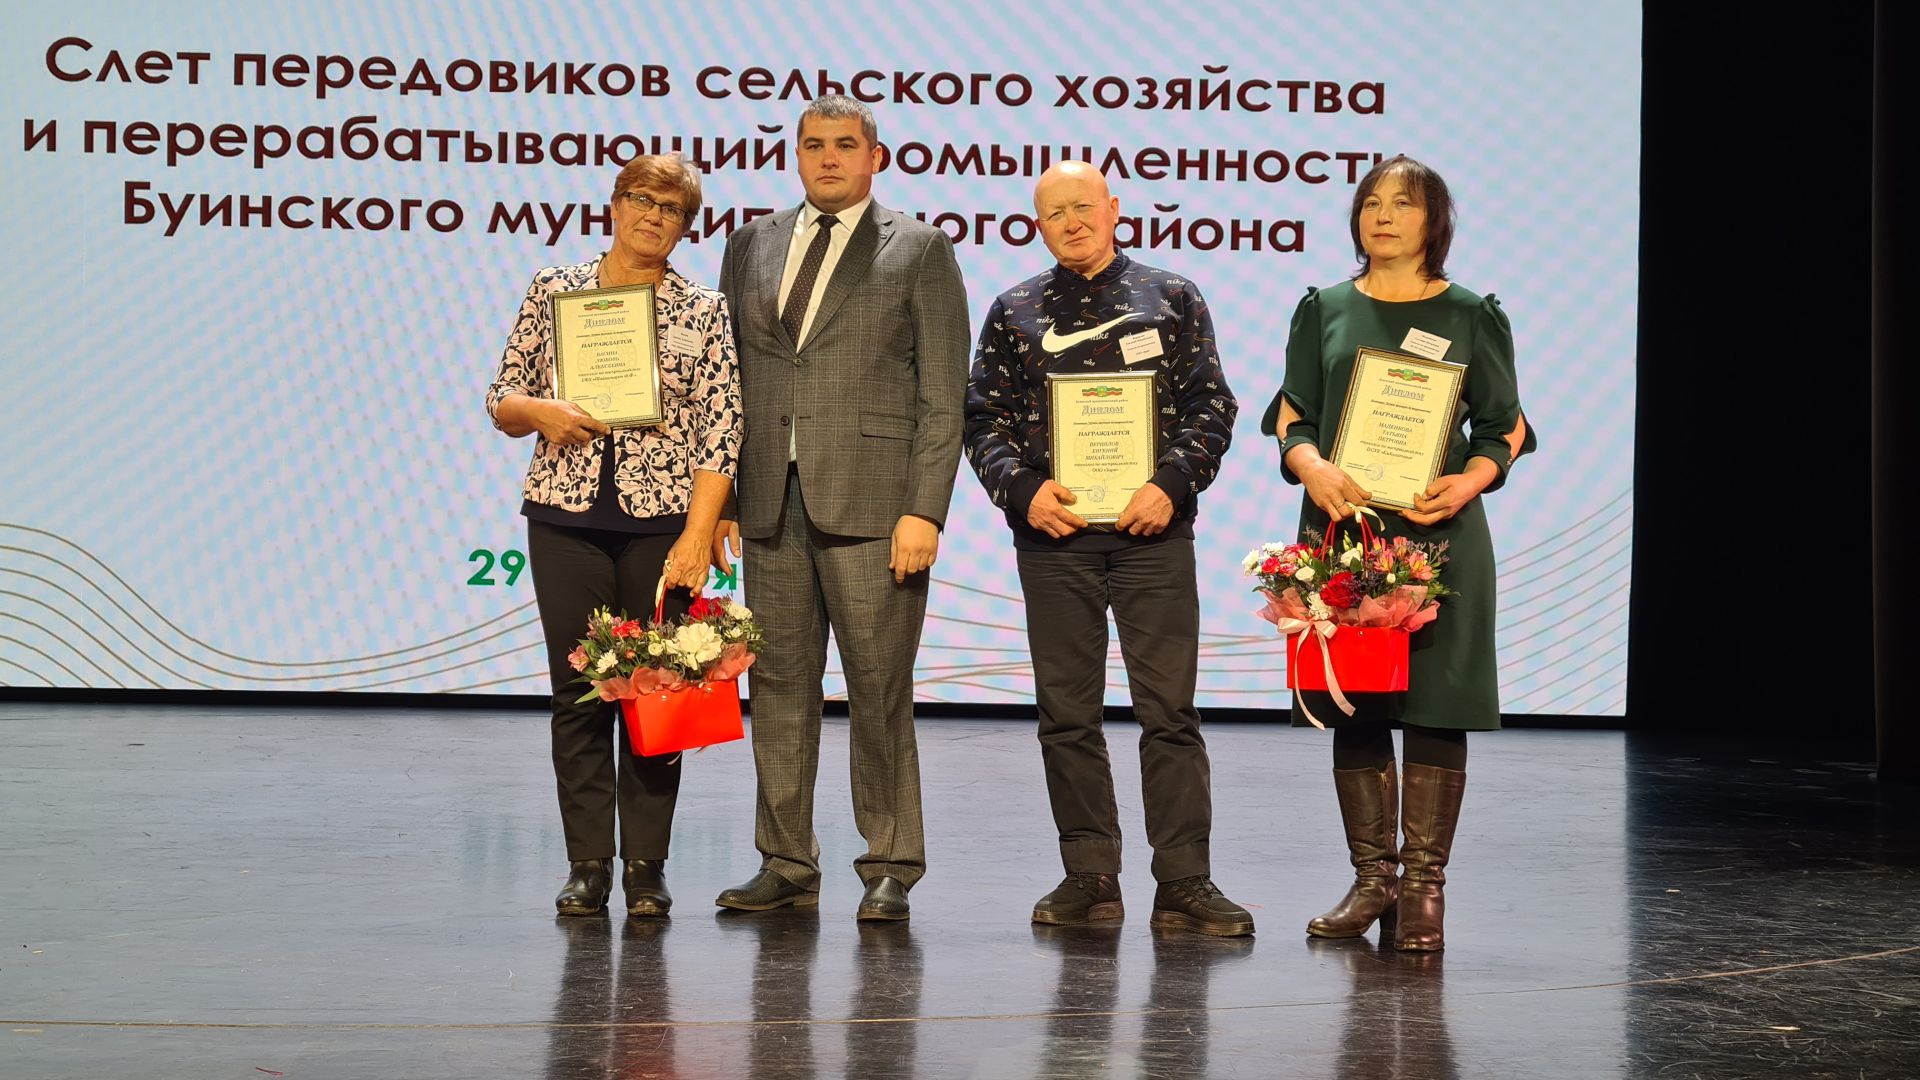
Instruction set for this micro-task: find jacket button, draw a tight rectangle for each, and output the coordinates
[780,415,791,427]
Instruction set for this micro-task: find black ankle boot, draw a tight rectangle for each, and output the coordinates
[623,859,671,918]
[555,859,612,916]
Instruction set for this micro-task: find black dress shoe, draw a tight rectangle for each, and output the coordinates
[623,859,671,918]
[714,869,817,911]
[1032,872,1124,925]
[1150,875,1255,937]
[856,876,910,922]
[555,859,613,916]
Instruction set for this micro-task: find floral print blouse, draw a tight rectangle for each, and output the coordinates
[487,257,743,519]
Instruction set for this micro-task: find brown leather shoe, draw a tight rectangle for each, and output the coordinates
[1032,873,1124,925]
[1150,876,1255,937]
[622,859,671,918]
[714,869,818,912]
[555,859,612,916]
[856,876,910,922]
[1395,763,1467,952]
[1307,764,1400,939]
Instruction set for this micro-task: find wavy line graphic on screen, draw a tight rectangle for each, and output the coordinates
[1041,314,1140,353]
[928,494,1622,712]
[0,524,544,689]
[2,504,1629,709]
[1495,490,1630,568]
[1499,520,1632,612]
[0,525,535,668]
[1504,639,1626,714]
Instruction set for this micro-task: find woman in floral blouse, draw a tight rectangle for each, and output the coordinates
[487,154,742,918]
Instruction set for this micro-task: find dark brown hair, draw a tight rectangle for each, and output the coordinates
[1349,154,1455,281]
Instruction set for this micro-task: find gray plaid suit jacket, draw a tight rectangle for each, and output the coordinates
[719,201,970,539]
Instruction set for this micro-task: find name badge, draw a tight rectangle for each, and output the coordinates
[667,324,703,356]
[1120,328,1165,366]
[1399,327,1452,361]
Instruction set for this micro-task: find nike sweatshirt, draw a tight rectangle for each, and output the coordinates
[964,252,1238,552]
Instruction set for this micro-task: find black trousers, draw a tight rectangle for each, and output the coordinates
[1016,538,1211,882]
[527,519,692,862]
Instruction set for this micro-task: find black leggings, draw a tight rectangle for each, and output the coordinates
[1332,722,1467,772]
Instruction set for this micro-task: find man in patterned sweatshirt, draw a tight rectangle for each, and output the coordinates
[963,161,1249,936]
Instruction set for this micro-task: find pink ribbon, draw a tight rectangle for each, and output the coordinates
[1268,616,1355,730]
[588,665,687,702]
[704,643,757,682]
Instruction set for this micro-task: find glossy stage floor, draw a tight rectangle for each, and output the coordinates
[1,704,1915,1079]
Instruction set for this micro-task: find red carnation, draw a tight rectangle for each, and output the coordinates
[687,596,717,620]
[613,619,643,639]
[1321,571,1361,609]
[1260,556,1282,575]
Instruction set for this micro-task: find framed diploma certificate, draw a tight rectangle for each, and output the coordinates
[550,284,663,429]
[1329,347,1468,511]
[1046,370,1160,525]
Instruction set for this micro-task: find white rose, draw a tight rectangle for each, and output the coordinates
[1308,594,1331,621]
[1339,547,1362,568]
[1242,548,1263,573]
[647,641,665,656]
[1295,566,1316,582]
[1263,542,1286,556]
[724,600,751,620]
[593,651,619,674]
[1385,572,1397,585]
[672,622,725,665]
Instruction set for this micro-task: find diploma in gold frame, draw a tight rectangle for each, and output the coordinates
[1329,347,1468,511]
[550,283,663,429]
[1046,370,1160,525]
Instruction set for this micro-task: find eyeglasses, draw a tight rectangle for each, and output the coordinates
[617,191,691,225]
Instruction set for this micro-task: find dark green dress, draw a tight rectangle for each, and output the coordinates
[1259,280,1537,731]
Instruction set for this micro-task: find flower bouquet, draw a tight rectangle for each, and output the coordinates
[1244,509,1452,726]
[570,590,763,757]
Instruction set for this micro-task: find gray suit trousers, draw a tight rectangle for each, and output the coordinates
[745,468,928,889]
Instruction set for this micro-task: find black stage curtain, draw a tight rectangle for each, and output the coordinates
[1633,7,1877,747]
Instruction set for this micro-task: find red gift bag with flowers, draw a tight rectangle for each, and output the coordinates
[569,568,761,757]
[620,680,744,758]
[1244,508,1452,727]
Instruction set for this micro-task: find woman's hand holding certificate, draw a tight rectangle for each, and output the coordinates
[1327,347,1467,511]
[551,283,665,430]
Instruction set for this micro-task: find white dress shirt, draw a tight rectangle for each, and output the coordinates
[779,195,872,459]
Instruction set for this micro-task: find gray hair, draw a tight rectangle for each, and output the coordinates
[797,94,878,147]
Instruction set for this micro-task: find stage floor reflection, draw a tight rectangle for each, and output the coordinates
[1,705,1915,1078]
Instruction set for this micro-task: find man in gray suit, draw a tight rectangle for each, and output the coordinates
[711,96,969,921]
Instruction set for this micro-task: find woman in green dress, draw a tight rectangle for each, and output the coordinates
[1260,155,1535,951]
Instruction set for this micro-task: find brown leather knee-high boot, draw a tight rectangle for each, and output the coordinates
[1306,763,1400,938]
[1395,763,1466,952]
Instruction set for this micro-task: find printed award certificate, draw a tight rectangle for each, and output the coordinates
[1046,370,1160,525]
[1329,347,1467,510]
[550,284,662,429]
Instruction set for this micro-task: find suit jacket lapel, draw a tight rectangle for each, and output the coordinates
[760,206,802,350]
[801,201,894,349]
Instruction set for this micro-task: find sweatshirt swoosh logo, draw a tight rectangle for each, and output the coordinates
[1041,314,1139,353]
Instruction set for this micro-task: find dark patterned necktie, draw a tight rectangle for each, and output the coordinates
[780,213,838,345]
